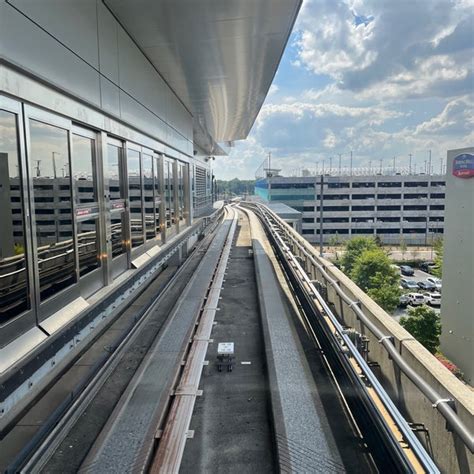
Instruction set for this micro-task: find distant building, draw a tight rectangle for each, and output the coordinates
[440,147,474,384]
[255,172,446,245]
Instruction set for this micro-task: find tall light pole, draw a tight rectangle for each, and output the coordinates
[409,153,412,175]
[329,156,333,174]
[267,151,271,201]
[319,174,324,257]
[52,151,60,178]
[428,149,432,176]
[338,153,342,175]
[350,150,353,176]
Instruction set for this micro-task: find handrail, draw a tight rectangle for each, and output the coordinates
[244,201,474,453]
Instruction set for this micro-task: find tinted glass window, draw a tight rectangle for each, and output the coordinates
[29,120,76,301]
[106,144,122,200]
[72,134,96,204]
[0,110,30,321]
[127,149,143,247]
[77,218,101,276]
[143,154,155,240]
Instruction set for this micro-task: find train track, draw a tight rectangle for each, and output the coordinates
[0,210,224,473]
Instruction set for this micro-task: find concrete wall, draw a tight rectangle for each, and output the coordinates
[440,147,474,384]
[0,0,193,156]
[273,209,473,473]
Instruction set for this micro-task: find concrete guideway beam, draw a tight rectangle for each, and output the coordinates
[242,206,346,473]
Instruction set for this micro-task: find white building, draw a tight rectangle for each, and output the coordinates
[256,172,446,245]
[440,147,474,383]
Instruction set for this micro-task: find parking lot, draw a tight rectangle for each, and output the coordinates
[392,268,441,321]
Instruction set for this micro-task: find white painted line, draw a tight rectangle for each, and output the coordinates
[241,361,252,365]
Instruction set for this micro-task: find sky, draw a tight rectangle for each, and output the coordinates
[214,0,474,180]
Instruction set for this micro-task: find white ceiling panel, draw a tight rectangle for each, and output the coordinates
[105,0,301,148]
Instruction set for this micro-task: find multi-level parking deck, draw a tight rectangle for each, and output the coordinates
[1,203,471,473]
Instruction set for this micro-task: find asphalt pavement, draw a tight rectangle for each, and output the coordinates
[393,267,441,321]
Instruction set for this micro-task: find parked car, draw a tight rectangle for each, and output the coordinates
[426,292,441,307]
[400,265,415,276]
[426,277,442,290]
[401,278,419,290]
[399,294,410,308]
[420,262,436,273]
[407,293,426,306]
[417,280,437,291]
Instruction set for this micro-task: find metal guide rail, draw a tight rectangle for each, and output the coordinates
[242,202,441,473]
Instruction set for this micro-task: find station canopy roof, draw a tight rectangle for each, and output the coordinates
[105,0,301,154]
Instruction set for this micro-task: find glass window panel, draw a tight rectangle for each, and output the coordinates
[165,160,171,228]
[106,144,123,200]
[111,212,127,258]
[29,120,76,301]
[142,154,155,240]
[77,218,101,276]
[154,156,162,242]
[0,110,30,321]
[127,149,143,247]
[178,163,186,225]
[166,159,176,228]
[72,134,96,205]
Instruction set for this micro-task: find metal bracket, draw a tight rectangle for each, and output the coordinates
[432,398,454,409]
[378,335,394,344]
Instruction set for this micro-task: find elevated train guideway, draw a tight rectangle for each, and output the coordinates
[2,203,468,473]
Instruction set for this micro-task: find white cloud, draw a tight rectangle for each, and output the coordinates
[323,129,337,148]
[213,0,473,180]
[413,96,474,136]
[295,0,473,100]
[268,84,279,96]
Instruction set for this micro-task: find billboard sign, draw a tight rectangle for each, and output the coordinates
[452,153,474,178]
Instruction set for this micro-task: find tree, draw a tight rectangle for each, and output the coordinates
[215,178,255,198]
[350,248,399,290]
[350,248,401,312]
[400,306,441,353]
[399,237,407,260]
[432,237,443,278]
[328,234,342,259]
[340,237,377,274]
[367,273,401,313]
[374,234,383,247]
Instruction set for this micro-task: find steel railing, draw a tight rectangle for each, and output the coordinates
[244,201,473,455]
